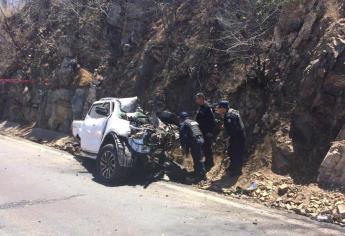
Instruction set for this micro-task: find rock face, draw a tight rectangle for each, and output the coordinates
[267,0,345,177]
[292,18,345,173]
[318,125,345,186]
[0,0,345,181]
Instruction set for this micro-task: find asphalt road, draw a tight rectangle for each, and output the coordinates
[0,135,344,236]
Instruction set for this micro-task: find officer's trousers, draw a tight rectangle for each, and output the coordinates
[203,136,214,170]
[227,142,245,172]
[191,143,206,176]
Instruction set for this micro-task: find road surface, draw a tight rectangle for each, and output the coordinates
[0,135,344,236]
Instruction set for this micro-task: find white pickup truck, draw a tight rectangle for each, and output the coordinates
[72,97,144,183]
[72,97,181,184]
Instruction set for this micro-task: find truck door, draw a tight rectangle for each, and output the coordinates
[81,102,111,153]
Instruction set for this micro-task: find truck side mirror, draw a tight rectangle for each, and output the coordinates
[96,107,108,116]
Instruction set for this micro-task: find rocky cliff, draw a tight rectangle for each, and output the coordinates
[0,0,344,183]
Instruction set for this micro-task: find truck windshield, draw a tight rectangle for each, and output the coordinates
[118,98,138,113]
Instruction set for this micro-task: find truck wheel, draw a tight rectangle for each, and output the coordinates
[96,144,125,185]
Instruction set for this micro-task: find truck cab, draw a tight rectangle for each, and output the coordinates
[72,97,138,157]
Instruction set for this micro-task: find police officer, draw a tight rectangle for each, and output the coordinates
[195,93,216,171]
[179,112,206,182]
[216,101,246,177]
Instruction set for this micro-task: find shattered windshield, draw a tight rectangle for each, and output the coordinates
[118,97,139,113]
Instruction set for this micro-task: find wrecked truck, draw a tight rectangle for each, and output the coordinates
[72,97,184,184]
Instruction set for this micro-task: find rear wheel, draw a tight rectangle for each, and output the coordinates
[96,144,125,184]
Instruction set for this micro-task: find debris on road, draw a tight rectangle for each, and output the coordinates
[200,168,345,227]
[317,214,332,223]
[246,182,258,191]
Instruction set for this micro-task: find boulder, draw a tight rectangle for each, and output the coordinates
[272,129,294,174]
[317,125,345,187]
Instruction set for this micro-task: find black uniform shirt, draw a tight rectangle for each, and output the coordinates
[224,109,245,143]
[196,103,216,135]
[179,119,203,150]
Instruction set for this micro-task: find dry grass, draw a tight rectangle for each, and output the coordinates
[323,0,342,21]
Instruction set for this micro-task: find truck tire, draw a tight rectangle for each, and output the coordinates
[96,143,127,185]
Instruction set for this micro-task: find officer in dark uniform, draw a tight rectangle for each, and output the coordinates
[216,101,246,177]
[179,112,206,182]
[195,93,216,171]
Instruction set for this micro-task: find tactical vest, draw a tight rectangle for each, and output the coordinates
[185,119,203,139]
[224,109,246,141]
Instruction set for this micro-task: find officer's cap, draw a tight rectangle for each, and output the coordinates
[179,112,189,119]
[216,101,229,109]
[195,92,205,99]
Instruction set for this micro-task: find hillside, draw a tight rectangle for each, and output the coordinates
[0,0,345,185]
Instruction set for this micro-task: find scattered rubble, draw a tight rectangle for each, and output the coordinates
[278,184,289,196]
[200,168,345,227]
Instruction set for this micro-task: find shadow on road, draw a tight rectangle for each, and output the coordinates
[72,155,186,189]
[73,155,96,173]
[72,154,242,192]
[206,175,239,192]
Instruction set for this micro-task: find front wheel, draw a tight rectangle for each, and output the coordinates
[96,144,126,184]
